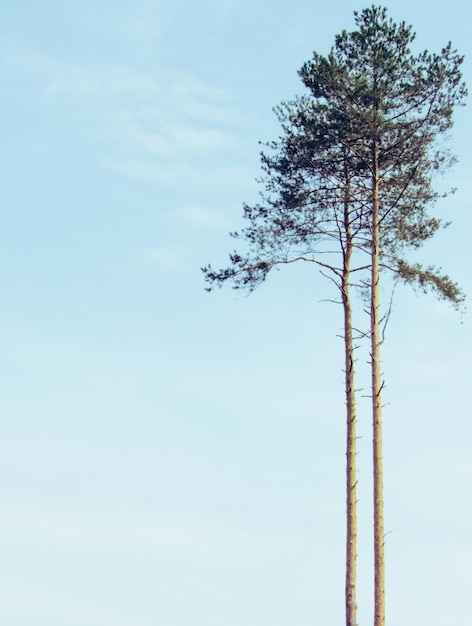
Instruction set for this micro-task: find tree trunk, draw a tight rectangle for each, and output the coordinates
[371,137,385,626]
[343,269,357,626]
[342,174,357,626]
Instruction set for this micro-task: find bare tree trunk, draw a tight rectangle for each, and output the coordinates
[342,174,357,626]
[371,137,385,626]
[343,270,357,626]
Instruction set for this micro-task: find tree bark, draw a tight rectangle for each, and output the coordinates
[371,137,385,626]
[343,268,357,626]
[342,173,357,626]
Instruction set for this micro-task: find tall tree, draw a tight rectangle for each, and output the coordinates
[203,99,367,625]
[298,7,466,624]
[203,6,466,626]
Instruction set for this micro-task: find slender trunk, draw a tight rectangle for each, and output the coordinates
[343,260,357,626]
[371,137,385,626]
[343,172,357,626]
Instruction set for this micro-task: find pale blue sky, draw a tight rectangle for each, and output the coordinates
[0,1,471,625]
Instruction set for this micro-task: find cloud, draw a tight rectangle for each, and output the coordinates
[42,62,249,187]
[125,121,240,159]
[46,65,160,99]
[99,75,243,159]
[137,245,188,270]
[3,35,252,194]
[102,158,253,191]
[44,63,230,110]
[173,204,234,229]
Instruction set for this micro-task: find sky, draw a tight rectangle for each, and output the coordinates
[0,1,471,625]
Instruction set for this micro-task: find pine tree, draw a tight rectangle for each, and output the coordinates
[203,97,367,626]
[203,6,466,625]
[297,7,466,624]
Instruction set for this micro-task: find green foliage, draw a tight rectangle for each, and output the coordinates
[203,5,466,307]
[396,260,465,307]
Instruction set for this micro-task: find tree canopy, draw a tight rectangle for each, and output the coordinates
[204,6,466,307]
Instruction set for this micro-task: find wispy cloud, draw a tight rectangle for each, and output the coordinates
[137,245,188,270]
[172,204,234,229]
[46,65,160,98]
[121,119,240,159]
[2,27,252,192]
[102,158,253,191]
[46,63,248,187]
